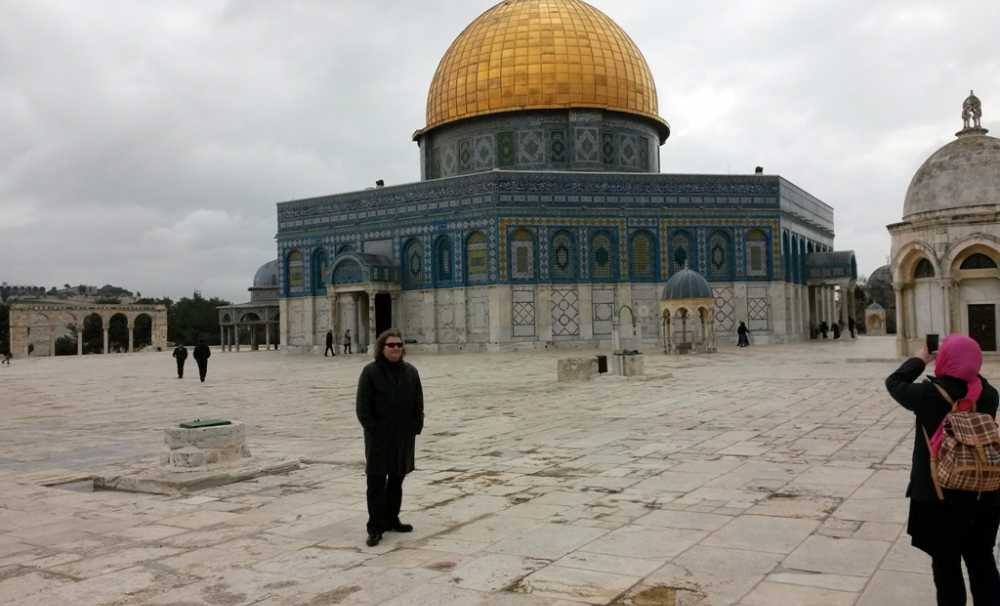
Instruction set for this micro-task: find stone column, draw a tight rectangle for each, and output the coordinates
[331,292,340,353]
[236,324,241,352]
[390,293,401,332]
[368,290,377,350]
[128,323,134,353]
[894,286,907,357]
[352,293,361,353]
[76,327,83,356]
[265,321,271,350]
[220,326,225,351]
[941,278,953,335]
[103,328,109,354]
[251,324,257,350]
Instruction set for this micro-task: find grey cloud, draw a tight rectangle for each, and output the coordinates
[1,0,997,302]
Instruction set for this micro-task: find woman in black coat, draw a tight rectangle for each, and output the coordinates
[356,328,423,546]
[885,334,1000,604]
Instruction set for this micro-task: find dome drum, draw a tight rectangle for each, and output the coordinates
[419,108,661,179]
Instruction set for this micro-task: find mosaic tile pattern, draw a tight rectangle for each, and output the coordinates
[592,286,614,336]
[512,285,536,337]
[713,285,735,333]
[748,286,771,331]
[551,287,580,337]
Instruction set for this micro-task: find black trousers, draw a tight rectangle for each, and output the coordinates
[324,344,335,356]
[344,343,352,354]
[366,472,404,534]
[175,360,185,378]
[929,508,1000,605]
[196,360,208,382]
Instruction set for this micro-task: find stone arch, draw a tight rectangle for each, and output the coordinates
[82,312,104,354]
[465,231,489,284]
[108,313,129,352]
[332,258,364,285]
[549,229,578,281]
[893,241,941,285]
[944,235,1000,275]
[433,235,454,284]
[402,238,426,289]
[133,313,153,350]
[629,229,657,280]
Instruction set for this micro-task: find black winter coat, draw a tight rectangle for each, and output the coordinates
[885,357,1000,504]
[356,359,424,476]
[193,344,211,362]
[172,346,188,361]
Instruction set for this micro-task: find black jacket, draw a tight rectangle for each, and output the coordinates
[193,344,211,362]
[326,332,334,346]
[356,359,424,476]
[172,346,188,361]
[885,357,1000,503]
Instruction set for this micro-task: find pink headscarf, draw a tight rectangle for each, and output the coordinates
[928,334,984,456]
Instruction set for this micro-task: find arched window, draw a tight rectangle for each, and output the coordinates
[402,239,425,289]
[286,250,304,291]
[708,231,733,280]
[434,236,453,283]
[747,230,768,277]
[550,230,577,281]
[466,232,488,283]
[914,258,935,279]
[591,231,614,280]
[783,233,791,282]
[630,231,656,280]
[336,243,355,255]
[671,231,692,273]
[311,249,327,294]
[511,229,535,280]
[960,253,998,270]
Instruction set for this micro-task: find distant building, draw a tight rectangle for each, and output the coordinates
[217,261,280,351]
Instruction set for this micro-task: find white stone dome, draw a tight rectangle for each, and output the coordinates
[903,133,1000,219]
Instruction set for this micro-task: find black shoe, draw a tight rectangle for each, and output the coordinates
[387,522,413,533]
[366,531,382,546]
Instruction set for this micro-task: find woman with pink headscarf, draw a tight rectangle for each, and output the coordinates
[887,335,1000,604]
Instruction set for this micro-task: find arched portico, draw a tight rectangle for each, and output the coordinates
[8,303,167,358]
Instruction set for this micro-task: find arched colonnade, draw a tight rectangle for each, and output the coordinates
[8,303,168,358]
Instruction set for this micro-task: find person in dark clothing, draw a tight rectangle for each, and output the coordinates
[1,350,12,365]
[324,330,336,357]
[832,322,841,339]
[885,335,1000,605]
[819,321,829,339]
[172,345,188,378]
[736,322,750,347]
[192,342,211,383]
[848,316,856,338]
[356,328,424,547]
[343,329,352,354]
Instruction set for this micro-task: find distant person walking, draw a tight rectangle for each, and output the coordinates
[1,350,12,365]
[885,335,1000,604]
[848,316,856,338]
[832,322,841,339]
[172,344,188,379]
[737,322,750,348]
[325,330,336,357]
[193,342,211,383]
[819,321,829,339]
[343,329,352,354]
[356,328,424,547]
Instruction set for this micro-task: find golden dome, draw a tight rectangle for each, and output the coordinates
[420,0,668,140]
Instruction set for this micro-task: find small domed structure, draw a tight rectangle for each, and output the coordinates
[659,269,716,354]
[889,91,1000,356]
[253,260,279,288]
[661,268,713,300]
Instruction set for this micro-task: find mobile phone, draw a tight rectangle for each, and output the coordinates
[926,334,939,354]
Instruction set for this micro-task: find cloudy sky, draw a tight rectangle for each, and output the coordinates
[2,1,997,302]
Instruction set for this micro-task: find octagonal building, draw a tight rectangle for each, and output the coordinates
[273,0,851,353]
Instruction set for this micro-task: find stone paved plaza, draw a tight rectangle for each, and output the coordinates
[1,338,994,605]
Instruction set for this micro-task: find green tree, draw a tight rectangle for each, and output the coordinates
[168,292,231,345]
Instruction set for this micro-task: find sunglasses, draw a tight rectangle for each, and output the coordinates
[384,342,404,349]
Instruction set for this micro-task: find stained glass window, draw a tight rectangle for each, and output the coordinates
[511,229,535,280]
[403,239,424,289]
[551,231,576,280]
[747,230,767,277]
[960,253,997,270]
[435,237,453,282]
[914,258,935,278]
[631,231,654,279]
[287,250,304,290]
[592,232,613,279]
[466,232,488,282]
